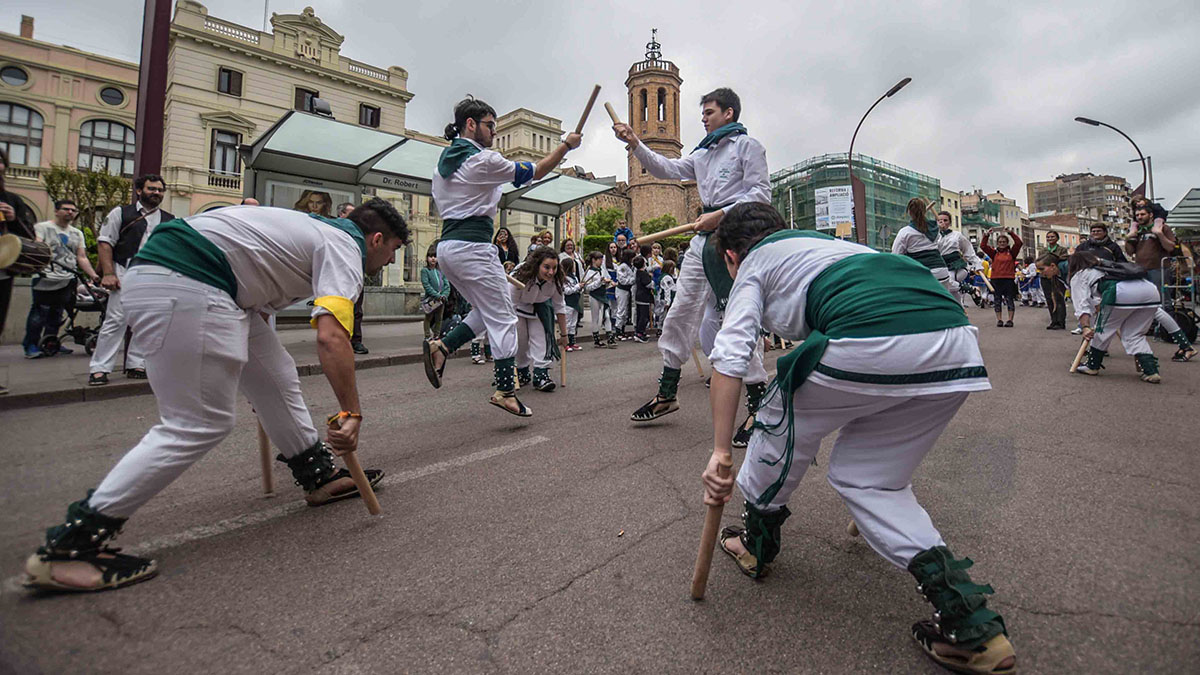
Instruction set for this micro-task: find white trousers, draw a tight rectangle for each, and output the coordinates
[565,306,579,337]
[933,266,955,294]
[437,240,518,360]
[515,313,549,369]
[661,238,766,384]
[737,381,967,569]
[614,287,631,330]
[1154,307,1181,335]
[589,298,612,334]
[1094,306,1155,355]
[89,266,146,374]
[950,268,970,307]
[89,265,319,518]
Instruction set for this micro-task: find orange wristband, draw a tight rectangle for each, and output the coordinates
[326,411,363,428]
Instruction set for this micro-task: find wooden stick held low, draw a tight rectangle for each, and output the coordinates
[691,457,732,600]
[637,220,700,246]
[981,274,995,293]
[603,102,621,125]
[692,348,706,378]
[327,413,381,515]
[257,418,274,496]
[1069,337,1091,373]
[574,85,601,134]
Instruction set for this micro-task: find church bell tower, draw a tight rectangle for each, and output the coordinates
[625,29,688,233]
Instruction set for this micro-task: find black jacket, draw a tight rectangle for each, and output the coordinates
[0,190,36,239]
[1076,237,1126,263]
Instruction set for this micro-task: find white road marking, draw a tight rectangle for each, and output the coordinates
[4,435,550,593]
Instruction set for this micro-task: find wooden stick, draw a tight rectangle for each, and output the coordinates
[257,419,273,496]
[574,85,601,134]
[560,342,567,387]
[603,102,621,125]
[1069,337,1091,373]
[691,457,732,600]
[692,348,705,378]
[506,275,526,290]
[981,274,995,293]
[327,414,381,515]
[638,220,700,246]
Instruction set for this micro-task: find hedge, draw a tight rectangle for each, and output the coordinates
[580,234,696,256]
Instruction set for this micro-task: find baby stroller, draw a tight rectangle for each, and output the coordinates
[39,271,109,356]
[1155,254,1197,344]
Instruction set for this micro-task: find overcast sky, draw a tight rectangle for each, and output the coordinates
[4,0,1198,210]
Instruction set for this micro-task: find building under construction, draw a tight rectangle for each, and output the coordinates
[770,152,940,250]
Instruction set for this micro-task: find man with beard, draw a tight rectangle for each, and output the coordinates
[23,198,405,592]
[88,174,175,385]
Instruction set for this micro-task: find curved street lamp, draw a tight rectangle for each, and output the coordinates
[1074,116,1149,199]
[849,77,911,245]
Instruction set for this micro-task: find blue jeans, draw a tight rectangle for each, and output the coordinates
[23,284,73,349]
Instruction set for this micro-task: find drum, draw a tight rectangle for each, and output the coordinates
[0,233,52,275]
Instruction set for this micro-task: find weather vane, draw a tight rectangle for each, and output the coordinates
[645,28,661,61]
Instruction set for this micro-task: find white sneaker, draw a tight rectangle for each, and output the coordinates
[1070,327,1083,335]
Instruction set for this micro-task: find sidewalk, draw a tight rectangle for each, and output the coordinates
[0,319,444,412]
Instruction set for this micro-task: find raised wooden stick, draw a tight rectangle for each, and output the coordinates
[981,274,995,293]
[691,457,732,600]
[327,413,381,515]
[1069,337,1091,373]
[574,85,601,134]
[692,348,706,378]
[506,275,526,290]
[637,220,699,246]
[257,419,273,496]
[603,102,621,125]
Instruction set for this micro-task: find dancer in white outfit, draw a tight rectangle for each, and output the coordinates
[422,96,581,417]
[892,198,952,293]
[934,211,982,306]
[614,87,769,448]
[700,203,1013,675]
[23,200,407,592]
[510,247,568,392]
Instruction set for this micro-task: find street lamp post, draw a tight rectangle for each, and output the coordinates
[1074,116,1150,200]
[849,77,911,246]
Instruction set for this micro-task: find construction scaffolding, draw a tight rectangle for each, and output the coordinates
[770,153,940,250]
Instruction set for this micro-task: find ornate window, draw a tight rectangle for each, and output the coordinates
[78,120,135,176]
[0,66,28,87]
[210,129,241,175]
[99,87,125,106]
[0,102,44,166]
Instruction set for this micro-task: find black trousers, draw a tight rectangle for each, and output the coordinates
[351,291,365,344]
[1043,277,1067,326]
[635,302,650,336]
[0,276,12,338]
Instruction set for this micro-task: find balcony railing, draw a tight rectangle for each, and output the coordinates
[347,60,389,82]
[207,172,242,191]
[203,18,259,44]
[4,166,42,181]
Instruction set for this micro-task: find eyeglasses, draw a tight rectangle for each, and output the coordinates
[478,120,495,132]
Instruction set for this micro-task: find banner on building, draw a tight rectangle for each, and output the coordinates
[815,185,853,233]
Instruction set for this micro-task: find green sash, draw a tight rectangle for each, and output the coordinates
[698,203,735,309]
[437,138,481,178]
[941,250,967,271]
[749,235,977,507]
[133,219,239,300]
[534,300,561,361]
[906,248,948,270]
[693,122,747,153]
[441,216,494,243]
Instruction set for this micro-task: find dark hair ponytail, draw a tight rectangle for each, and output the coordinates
[445,95,497,141]
[907,197,928,232]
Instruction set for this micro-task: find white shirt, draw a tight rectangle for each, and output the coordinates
[1069,268,1159,319]
[97,201,163,255]
[937,230,982,270]
[431,138,533,221]
[891,225,942,260]
[510,275,567,317]
[182,206,363,322]
[711,236,990,397]
[33,220,86,290]
[632,134,769,213]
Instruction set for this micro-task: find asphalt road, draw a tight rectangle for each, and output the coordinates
[1,308,1196,674]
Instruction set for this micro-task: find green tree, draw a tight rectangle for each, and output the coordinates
[584,207,626,236]
[42,165,131,263]
[640,213,678,235]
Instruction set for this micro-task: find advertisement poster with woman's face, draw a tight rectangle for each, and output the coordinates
[265,181,353,217]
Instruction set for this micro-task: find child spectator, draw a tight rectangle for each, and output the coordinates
[633,255,653,342]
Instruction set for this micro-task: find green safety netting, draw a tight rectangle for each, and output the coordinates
[241,110,614,215]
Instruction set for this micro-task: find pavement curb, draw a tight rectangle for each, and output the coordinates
[0,350,466,412]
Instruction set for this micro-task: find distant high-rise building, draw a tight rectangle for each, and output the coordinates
[770,152,939,250]
[1026,173,1130,226]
